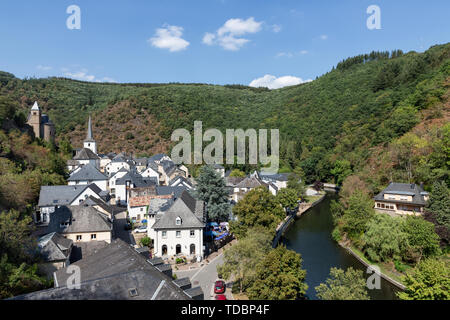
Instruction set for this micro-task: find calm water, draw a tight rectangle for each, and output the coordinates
[282,193,401,300]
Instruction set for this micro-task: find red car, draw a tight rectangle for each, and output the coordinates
[214,280,226,294]
[215,294,227,300]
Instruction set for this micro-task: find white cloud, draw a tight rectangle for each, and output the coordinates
[63,68,117,83]
[36,65,52,71]
[203,17,263,51]
[149,25,190,52]
[320,34,328,40]
[276,52,294,58]
[249,74,312,89]
[271,24,282,33]
[299,50,308,54]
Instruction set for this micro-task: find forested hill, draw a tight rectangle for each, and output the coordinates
[0,42,449,192]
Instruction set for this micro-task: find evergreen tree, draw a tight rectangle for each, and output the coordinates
[315,267,370,300]
[193,165,231,222]
[426,181,450,230]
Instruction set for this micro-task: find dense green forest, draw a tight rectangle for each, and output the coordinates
[1,43,448,193]
[0,96,69,298]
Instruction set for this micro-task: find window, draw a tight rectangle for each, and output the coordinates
[176,231,181,238]
[91,234,97,239]
[190,230,195,237]
[140,207,144,212]
[162,231,167,239]
[176,217,182,225]
[76,235,82,241]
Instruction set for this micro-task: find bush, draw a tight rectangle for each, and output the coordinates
[394,260,407,273]
[140,236,151,247]
[332,227,342,242]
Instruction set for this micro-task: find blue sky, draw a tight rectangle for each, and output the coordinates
[0,0,448,87]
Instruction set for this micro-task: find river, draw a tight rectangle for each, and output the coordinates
[281,193,401,300]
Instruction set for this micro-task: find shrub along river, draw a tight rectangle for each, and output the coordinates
[282,193,401,300]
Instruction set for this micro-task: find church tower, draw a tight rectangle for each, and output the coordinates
[83,115,97,154]
[27,101,42,139]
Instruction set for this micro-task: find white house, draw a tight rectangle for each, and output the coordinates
[105,153,133,176]
[232,176,269,202]
[140,163,160,184]
[67,164,108,191]
[114,172,158,205]
[36,184,103,226]
[169,175,193,189]
[128,195,152,223]
[71,148,100,170]
[151,191,205,260]
[108,167,129,199]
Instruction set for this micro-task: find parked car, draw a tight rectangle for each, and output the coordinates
[215,294,227,300]
[214,280,226,294]
[134,226,147,233]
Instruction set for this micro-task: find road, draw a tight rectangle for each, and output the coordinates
[174,253,233,300]
[112,207,135,245]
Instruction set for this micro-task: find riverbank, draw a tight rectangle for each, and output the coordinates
[339,242,406,291]
[272,192,326,248]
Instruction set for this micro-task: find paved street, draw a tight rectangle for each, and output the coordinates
[112,207,135,245]
[174,253,233,300]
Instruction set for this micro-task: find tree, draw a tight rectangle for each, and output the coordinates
[341,191,374,240]
[0,96,17,125]
[230,187,285,239]
[362,214,408,262]
[339,175,370,208]
[315,267,370,300]
[330,160,352,186]
[276,188,299,211]
[402,216,441,263]
[217,228,272,293]
[0,210,35,263]
[426,181,450,230]
[247,246,308,300]
[193,165,231,222]
[398,258,450,300]
[229,169,246,177]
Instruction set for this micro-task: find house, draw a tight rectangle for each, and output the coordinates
[147,196,174,242]
[140,161,160,184]
[98,154,112,173]
[36,184,104,226]
[46,205,113,244]
[67,164,108,191]
[79,196,115,220]
[151,191,205,260]
[37,232,73,278]
[156,185,190,200]
[71,148,100,170]
[105,153,134,176]
[114,172,158,205]
[225,176,245,201]
[169,175,194,189]
[13,239,201,300]
[26,101,55,142]
[374,182,429,216]
[128,195,152,223]
[232,176,269,202]
[255,171,289,190]
[108,167,129,198]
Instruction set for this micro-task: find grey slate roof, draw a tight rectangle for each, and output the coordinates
[156,186,189,199]
[169,175,193,188]
[38,232,73,262]
[46,205,112,234]
[116,172,158,187]
[374,182,428,205]
[148,197,174,216]
[79,196,114,215]
[67,164,107,182]
[149,153,167,162]
[13,239,192,300]
[73,148,100,160]
[235,176,267,189]
[38,185,95,207]
[152,191,204,230]
[259,172,289,182]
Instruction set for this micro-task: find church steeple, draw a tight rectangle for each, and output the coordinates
[83,115,97,154]
[86,115,94,141]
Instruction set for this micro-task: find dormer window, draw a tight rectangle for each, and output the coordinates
[176,217,182,225]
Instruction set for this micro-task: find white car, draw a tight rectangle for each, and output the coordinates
[134,226,147,233]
